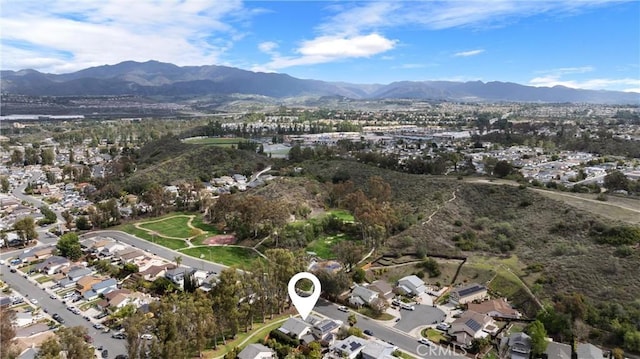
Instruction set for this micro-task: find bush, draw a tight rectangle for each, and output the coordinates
[593,225,640,246]
[269,329,300,347]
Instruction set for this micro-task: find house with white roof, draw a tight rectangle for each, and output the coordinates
[397,275,426,296]
[237,343,275,359]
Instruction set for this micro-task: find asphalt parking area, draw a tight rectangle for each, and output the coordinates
[393,304,446,333]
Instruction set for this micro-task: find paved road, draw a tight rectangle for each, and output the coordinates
[313,299,463,358]
[81,230,228,274]
[0,265,127,357]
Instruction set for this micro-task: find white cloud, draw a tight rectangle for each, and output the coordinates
[254,33,397,71]
[0,0,250,73]
[529,75,640,91]
[537,66,595,75]
[258,41,279,54]
[454,49,485,57]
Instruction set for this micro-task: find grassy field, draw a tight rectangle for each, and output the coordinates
[139,216,193,238]
[183,137,246,147]
[422,328,446,343]
[328,209,355,222]
[179,246,258,267]
[306,233,352,259]
[119,223,188,250]
[192,215,220,234]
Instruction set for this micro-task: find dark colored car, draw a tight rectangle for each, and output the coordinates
[101,349,109,358]
[52,314,65,324]
[364,329,373,336]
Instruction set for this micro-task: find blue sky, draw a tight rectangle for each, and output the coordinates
[1,0,639,92]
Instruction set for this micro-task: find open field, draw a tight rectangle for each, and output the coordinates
[183,137,245,146]
[328,209,355,222]
[306,233,353,259]
[178,246,258,267]
[139,216,193,238]
[531,189,640,225]
[118,223,188,250]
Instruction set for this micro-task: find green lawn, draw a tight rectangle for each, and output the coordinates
[139,216,193,238]
[422,328,446,343]
[306,233,352,259]
[119,224,188,250]
[179,246,258,267]
[183,137,246,147]
[35,275,52,284]
[328,209,355,222]
[203,315,288,358]
[192,215,220,234]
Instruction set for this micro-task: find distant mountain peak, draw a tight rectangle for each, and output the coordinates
[1,60,638,104]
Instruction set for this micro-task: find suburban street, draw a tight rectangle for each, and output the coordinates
[81,230,228,275]
[0,264,127,357]
[314,299,464,358]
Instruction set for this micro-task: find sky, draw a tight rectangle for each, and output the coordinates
[1,0,639,92]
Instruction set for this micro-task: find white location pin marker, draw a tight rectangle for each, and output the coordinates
[288,272,321,320]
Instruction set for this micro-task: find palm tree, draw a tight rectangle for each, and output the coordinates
[174,255,182,268]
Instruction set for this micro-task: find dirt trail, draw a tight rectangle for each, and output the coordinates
[422,189,457,225]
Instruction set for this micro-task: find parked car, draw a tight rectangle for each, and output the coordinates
[364,329,373,336]
[112,333,126,339]
[418,338,432,346]
[140,334,153,340]
[400,303,415,311]
[337,306,349,312]
[50,294,56,299]
[52,313,65,324]
[101,350,109,358]
[436,322,450,331]
[93,323,104,330]
[30,298,38,304]
[9,268,16,273]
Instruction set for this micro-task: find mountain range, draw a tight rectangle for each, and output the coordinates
[2,60,638,104]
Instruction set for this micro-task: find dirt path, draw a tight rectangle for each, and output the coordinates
[422,189,457,225]
[530,188,640,213]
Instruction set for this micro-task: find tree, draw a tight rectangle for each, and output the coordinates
[352,267,366,283]
[1,308,17,359]
[604,170,629,191]
[75,216,91,230]
[493,160,513,178]
[13,216,38,246]
[612,348,624,359]
[57,233,83,261]
[174,255,182,267]
[348,313,357,326]
[314,270,351,301]
[624,330,640,352]
[37,326,94,359]
[332,241,363,271]
[527,320,549,356]
[41,148,55,166]
[0,176,9,193]
[10,150,23,165]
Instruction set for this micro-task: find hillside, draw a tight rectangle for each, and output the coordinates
[293,160,640,306]
[128,135,270,186]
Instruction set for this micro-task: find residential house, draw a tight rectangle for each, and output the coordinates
[99,242,126,257]
[362,339,396,359]
[397,275,426,296]
[57,267,93,288]
[329,335,368,359]
[14,312,33,327]
[349,285,379,307]
[32,246,55,260]
[448,310,498,347]
[310,318,342,342]
[84,278,118,300]
[504,332,531,359]
[237,343,275,359]
[278,317,310,339]
[467,298,521,319]
[545,341,571,359]
[138,264,170,282]
[0,296,12,308]
[576,343,604,359]
[35,256,70,275]
[76,276,103,295]
[368,280,394,301]
[165,267,190,286]
[116,248,145,264]
[449,283,488,305]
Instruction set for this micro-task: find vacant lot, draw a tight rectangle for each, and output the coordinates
[531,189,640,225]
[178,246,258,267]
[139,216,193,238]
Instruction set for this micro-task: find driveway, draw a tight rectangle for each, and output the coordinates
[394,304,446,333]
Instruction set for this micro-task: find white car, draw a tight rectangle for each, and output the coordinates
[337,306,349,312]
[400,303,415,311]
[140,334,153,340]
[436,322,450,331]
[30,298,38,304]
[418,338,432,346]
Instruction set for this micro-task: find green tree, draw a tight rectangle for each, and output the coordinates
[333,240,364,271]
[352,267,366,283]
[36,326,94,359]
[348,313,357,326]
[0,176,9,193]
[41,148,55,166]
[604,170,629,192]
[10,149,23,165]
[624,330,640,352]
[56,233,83,261]
[13,216,38,246]
[75,216,91,230]
[1,308,18,359]
[527,320,549,356]
[493,160,513,178]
